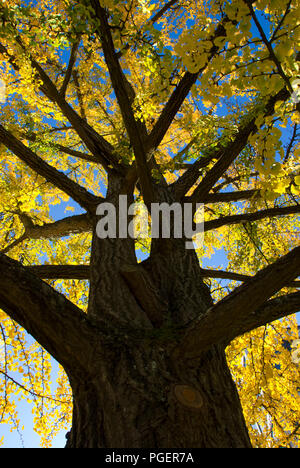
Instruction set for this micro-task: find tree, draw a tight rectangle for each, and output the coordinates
[0,0,300,448]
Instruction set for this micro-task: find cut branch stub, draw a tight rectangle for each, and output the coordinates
[173,384,204,409]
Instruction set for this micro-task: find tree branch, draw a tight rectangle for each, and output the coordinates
[212,172,259,193]
[23,132,98,164]
[150,0,180,23]
[172,153,219,200]
[26,264,90,280]
[1,213,91,247]
[174,246,300,359]
[284,124,298,163]
[200,267,299,288]
[244,0,293,93]
[25,213,92,240]
[0,234,27,255]
[16,202,299,242]
[0,124,100,212]
[189,87,291,207]
[2,213,91,252]
[31,55,120,170]
[204,204,300,232]
[91,1,155,206]
[60,40,80,97]
[116,0,181,59]
[203,189,260,203]
[145,18,231,153]
[0,254,95,372]
[47,144,98,164]
[184,189,260,207]
[73,69,87,121]
[0,41,120,172]
[270,0,292,42]
[223,291,300,345]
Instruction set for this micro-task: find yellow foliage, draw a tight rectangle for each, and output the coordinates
[0,0,299,448]
[227,316,300,448]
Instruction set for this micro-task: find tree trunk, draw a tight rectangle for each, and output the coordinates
[65,341,251,448]
[62,176,252,448]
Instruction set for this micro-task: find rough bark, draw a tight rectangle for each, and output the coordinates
[65,343,252,448]
[61,191,299,448]
[59,178,253,448]
[1,182,299,448]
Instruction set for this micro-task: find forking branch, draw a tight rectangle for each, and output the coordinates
[0,123,101,212]
[90,1,155,207]
[174,246,300,359]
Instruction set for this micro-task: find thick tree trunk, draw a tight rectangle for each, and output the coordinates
[65,341,251,448]
[62,176,252,448]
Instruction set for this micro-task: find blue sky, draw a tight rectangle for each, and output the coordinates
[0,359,68,448]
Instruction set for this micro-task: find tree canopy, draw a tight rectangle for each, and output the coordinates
[0,0,299,448]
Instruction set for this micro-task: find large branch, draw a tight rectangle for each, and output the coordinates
[124,13,235,197]
[185,88,292,207]
[203,189,260,204]
[145,19,232,154]
[172,153,219,200]
[200,267,300,288]
[1,214,92,254]
[8,202,298,249]
[0,124,100,212]
[188,126,251,204]
[14,203,299,243]
[119,10,251,194]
[26,264,90,280]
[173,123,256,204]
[0,42,120,172]
[0,234,27,255]
[174,246,300,359]
[204,204,300,232]
[24,213,92,240]
[91,2,154,206]
[0,255,95,372]
[223,291,300,345]
[182,188,260,207]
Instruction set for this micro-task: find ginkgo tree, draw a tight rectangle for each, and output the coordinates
[0,0,299,448]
